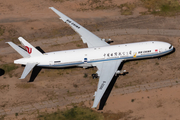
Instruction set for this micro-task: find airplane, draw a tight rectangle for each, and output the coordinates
[7,7,175,108]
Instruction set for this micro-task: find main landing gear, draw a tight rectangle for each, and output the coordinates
[92,73,98,79]
[115,70,128,76]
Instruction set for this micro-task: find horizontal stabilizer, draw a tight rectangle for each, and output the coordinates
[20,62,37,79]
[6,42,30,58]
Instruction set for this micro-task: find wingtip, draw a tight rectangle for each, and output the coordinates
[19,76,25,79]
[18,37,23,40]
[49,7,54,9]
[91,106,97,109]
[91,104,97,108]
[20,74,26,79]
[18,37,26,42]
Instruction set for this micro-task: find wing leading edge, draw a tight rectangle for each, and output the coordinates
[92,59,123,108]
[49,7,109,48]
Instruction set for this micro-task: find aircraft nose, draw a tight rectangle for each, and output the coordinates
[169,44,173,49]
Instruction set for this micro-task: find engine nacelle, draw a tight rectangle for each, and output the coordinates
[102,38,113,43]
[115,70,126,76]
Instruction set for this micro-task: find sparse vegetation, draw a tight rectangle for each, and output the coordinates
[83,73,88,78]
[103,110,133,120]
[51,0,67,3]
[16,83,35,89]
[118,3,137,15]
[8,28,17,36]
[0,63,18,73]
[157,102,163,108]
[131,99,135,102]
[0,25,5,36]
[76,44,83,48]
[15,113,18,117]
[0,84,9,90]
[78,0,180,16]
[141,0,180,16]
[156,100,163,108]
[66,90,76,96]
[73,83,78,88]
[37,106,104,120]
[0,115,6,120]
[44,91,57,100]
[114,83,119,88]
[37,106,133,120]
[78,0,116,11]
[155,62,159,65]
[0,63,18,77]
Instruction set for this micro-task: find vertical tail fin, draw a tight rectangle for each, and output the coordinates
[18,37,42,57]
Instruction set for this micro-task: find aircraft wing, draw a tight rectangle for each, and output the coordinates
[92,59,123,108]
[49,7,109,48]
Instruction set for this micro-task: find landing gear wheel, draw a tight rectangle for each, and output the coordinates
[92,73,98,79]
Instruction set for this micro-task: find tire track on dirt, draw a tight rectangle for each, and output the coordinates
[0,28,180,56]
[0,78,180,116]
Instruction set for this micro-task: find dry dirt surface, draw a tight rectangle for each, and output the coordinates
[0,0,180,119]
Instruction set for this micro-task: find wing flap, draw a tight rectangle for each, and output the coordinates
[92,60,123,108]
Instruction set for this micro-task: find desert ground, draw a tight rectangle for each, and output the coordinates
[0,0,180,119]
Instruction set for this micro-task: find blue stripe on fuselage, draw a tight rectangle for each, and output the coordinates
[39,48,174,68]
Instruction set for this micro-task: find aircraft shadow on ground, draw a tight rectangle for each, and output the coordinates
[28,66,42,82]
[0,69,5,76]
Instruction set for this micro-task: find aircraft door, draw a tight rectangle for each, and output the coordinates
[49,61,54,66]
[84,54,88,64]
[159,48,163,52]
[84,58,87,64]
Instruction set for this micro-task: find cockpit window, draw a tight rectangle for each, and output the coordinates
[169,45,172,49]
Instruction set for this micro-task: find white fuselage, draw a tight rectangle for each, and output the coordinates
[14,41,174,68]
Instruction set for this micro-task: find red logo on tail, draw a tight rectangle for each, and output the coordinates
[25,46,32,54]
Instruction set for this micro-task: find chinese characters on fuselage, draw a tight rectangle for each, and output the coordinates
[103,50,152,58]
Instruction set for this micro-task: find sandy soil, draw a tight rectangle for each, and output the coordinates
[84,85,180,120]
[0,0,180,119]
